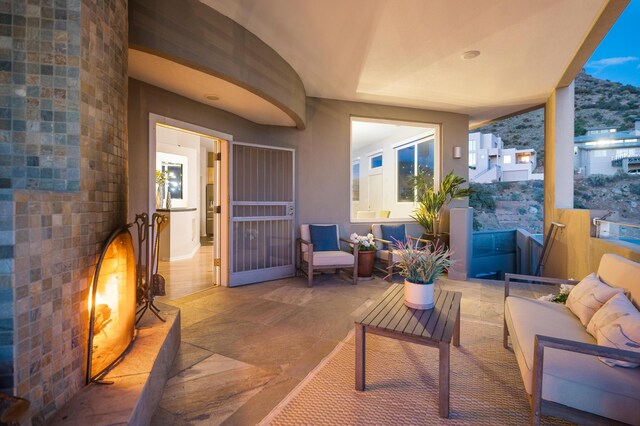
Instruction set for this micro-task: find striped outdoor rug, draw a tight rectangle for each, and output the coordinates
[261,319,572,425]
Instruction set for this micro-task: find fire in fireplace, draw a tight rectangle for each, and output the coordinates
[86,225,137,384]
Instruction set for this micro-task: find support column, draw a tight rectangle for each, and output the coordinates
[448,207,473,280]
[545,82,575,216]
[543,83,576,278]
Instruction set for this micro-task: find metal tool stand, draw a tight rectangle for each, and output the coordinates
[135,213,167,324]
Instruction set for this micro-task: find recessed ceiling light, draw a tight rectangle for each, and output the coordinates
[461,50,480,60]
[204,94,219,101]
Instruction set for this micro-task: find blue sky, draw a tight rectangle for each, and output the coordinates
[585,0,640,87]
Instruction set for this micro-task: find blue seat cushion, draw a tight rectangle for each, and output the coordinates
[309,225,339,251]
[381,224,407,249]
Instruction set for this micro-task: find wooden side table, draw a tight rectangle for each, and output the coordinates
[355,284,461,418]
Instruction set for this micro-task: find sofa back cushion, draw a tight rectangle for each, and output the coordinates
[566,273,624,326]
[598,254,640,309]
[380,224,407,249]
[587,293,640,368]
[300,224,340,252]
[308,224,339,251]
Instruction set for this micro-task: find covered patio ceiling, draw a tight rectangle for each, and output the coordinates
[132,0,626,128]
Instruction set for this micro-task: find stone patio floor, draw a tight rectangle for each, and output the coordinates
[150,272,546,425]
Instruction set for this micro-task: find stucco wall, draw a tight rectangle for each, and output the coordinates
[128,79,265,218]
[543,208,592,279]
[128,80,469,273]
[544,208,640,279]
[128,0,306,128]
[270,97,469,237]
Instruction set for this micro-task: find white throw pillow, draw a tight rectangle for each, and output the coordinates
[566,273,624,326]
[586,293,640,368]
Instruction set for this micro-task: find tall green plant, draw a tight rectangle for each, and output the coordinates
[410,170,471,237]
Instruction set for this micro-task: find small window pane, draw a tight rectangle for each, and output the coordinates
[370,154,382,169]
[352,162,360,201]
[397,145,415,202]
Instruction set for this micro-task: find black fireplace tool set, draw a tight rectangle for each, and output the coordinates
[134,212,168,324]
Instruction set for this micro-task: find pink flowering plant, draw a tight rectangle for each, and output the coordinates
[391,240,453,284]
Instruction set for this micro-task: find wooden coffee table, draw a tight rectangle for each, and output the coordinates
[355,284,461,418]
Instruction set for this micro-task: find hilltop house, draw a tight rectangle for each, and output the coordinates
[468,132,543,183]
[574,119,640,175]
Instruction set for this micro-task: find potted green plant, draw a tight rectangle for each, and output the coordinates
[392,240,453,309]
[350,232,376,278]
[410,170,471,247]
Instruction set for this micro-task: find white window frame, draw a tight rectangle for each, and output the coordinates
[369,151,383,171]
[349,117,440,223]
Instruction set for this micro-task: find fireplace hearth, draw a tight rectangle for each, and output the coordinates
[50,215,179,424]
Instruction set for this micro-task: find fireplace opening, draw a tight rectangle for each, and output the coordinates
[86,225,137,384]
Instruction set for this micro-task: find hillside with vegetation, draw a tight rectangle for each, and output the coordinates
[471,70,640,233]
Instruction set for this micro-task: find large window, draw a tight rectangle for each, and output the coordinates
[351,117,439,220]
[396,138,434,202]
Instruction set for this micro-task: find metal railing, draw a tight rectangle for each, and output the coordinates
[611,153,640,166]
[535,222,565,276]
[594,219,640,246]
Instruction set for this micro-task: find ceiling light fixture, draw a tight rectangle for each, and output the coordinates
[204,94,219,101]
[461,50,480,60]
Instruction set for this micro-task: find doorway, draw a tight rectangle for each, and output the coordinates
[150,114,230,297]
[368,173,383,211]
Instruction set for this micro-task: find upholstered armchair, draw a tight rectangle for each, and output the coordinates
[371,224,426,282]
[297,224,358,287]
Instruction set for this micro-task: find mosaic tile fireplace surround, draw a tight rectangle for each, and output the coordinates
[0,0,130,422]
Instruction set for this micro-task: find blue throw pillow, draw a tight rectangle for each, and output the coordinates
[381,224,406,249]
[309,225,339,251]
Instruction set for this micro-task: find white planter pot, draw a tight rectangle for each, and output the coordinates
[404,279,434,309]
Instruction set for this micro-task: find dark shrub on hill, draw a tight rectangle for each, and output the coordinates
[587,174,607,187]
[630,183,640,196]
[469,183,497,211]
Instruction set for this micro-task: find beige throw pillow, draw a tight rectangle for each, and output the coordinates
[586,293,640,368]
[566,273,624,326]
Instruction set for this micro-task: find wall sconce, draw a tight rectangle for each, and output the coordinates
[453,146,462,159]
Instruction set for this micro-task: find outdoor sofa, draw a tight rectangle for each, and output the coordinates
[503,253,640,425]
